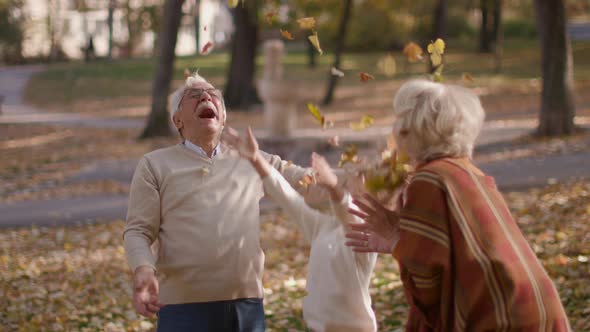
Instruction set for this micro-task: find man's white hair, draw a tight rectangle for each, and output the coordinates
[392,79,485,162]
[168,72,226,123]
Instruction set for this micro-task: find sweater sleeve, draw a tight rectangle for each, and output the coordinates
[123,157,161,273]
[262,167,336,241]
[260,151,332,209]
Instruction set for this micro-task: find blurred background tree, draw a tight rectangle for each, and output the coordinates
[0,0,25,64]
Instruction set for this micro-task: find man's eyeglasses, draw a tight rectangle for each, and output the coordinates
[181,88,222,103]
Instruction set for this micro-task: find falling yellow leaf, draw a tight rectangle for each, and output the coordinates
[339,144,359,167]
[297,17,316,30]
[308,33,323,55]
[280,29,294,40]
[359,72,374,82]
[427,38,445,67]
[350,115,375,131]
[307,103,330,129]
[403,42,423,62]
[462,72,474,83]
[228,0,239,8]
[377,54,396,77]
[331,67,344,77]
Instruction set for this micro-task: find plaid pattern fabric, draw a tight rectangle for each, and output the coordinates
[393,158,570,332]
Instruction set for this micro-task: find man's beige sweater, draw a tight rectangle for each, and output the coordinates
[123,144,309,304]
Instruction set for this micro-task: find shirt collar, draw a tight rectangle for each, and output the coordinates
[183,140,220,158]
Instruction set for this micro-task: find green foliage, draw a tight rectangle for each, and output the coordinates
[0,0,25,63]
[504,19,537,39]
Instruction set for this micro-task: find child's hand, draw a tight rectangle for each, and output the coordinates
[222,126,259,162]
[311,152,337,189]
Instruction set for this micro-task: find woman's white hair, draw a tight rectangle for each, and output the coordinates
[168,72,226,123]
[392,79,485,162]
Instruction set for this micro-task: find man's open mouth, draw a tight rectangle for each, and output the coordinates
[198,108,217,119]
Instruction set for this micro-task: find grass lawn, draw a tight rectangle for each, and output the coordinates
[23,39,590,114]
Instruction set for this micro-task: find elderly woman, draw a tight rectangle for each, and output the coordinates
[346,79,570,331]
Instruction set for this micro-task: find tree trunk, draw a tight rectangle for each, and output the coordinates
[534,0,576,136]
[433,0,447,40]
[479,0,491,52]
[193,0,199,55]
[107,0,114,59]
[307,39,317,69]
[322,0,353,106]
[492,0,503,73]
[224,2,260,110]
[140,0,184,139]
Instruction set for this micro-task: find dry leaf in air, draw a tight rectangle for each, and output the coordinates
[359,72,374,82]
[297,17,316,30]
[280,29,294,40]
[308,33,323,55]
[403,42,423,62]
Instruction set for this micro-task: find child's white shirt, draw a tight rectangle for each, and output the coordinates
[262,168,378,332]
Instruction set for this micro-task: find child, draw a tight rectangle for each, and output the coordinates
[223,127,378,332]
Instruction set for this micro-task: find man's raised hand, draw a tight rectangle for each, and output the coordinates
[222,126,259,162]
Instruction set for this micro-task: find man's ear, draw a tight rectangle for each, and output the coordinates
[172,114,183,129]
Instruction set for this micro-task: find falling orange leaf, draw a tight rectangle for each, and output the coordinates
[403,42,424,62]
[359,72,374,82]
[201,41,213,55]
[280,29,294,40]
[297,17,316,30]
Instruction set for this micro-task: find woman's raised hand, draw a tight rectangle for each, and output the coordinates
[346,193,400,254]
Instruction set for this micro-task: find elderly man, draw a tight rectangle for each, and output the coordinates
[123,73,315,331]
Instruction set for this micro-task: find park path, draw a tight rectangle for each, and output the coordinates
[1,66,590,227]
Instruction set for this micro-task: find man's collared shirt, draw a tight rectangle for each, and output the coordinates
[183,140,219,158]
